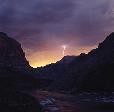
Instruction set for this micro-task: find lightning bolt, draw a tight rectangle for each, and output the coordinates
[62,45,66,56]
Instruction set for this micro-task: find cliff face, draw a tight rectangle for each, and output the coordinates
[0,33,43,112]
[73,32,114,92]
[0,32,30,72]
[35,32,114,92]
[0,32,52,91]
[34,56,77,80]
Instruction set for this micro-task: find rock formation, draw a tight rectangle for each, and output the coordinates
[0,32,30,72]
[35,32,114,92]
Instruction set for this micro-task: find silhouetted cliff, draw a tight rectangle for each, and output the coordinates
[0,32,30,72]
[0,32,43,112]
[35,32,114,92]
[0,32,50,91]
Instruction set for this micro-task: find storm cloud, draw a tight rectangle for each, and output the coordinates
[0,0,114,66]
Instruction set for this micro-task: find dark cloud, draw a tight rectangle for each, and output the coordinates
[0,0,114,51]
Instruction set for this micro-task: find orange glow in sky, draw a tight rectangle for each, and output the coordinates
[25,45,97,68]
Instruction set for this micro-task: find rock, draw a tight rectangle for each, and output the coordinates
[68,32,114,92]
[35,32,114,92]
[0,32,52,91]
[58,56,77,64]
[0,32,30,72]
[0,90,43,112]
[34,56,77,80]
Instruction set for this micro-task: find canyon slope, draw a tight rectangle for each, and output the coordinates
[35,32,114,92]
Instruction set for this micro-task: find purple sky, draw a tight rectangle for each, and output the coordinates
[0,0,114,67]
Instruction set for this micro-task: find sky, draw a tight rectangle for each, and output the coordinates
[0,0,114,67]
